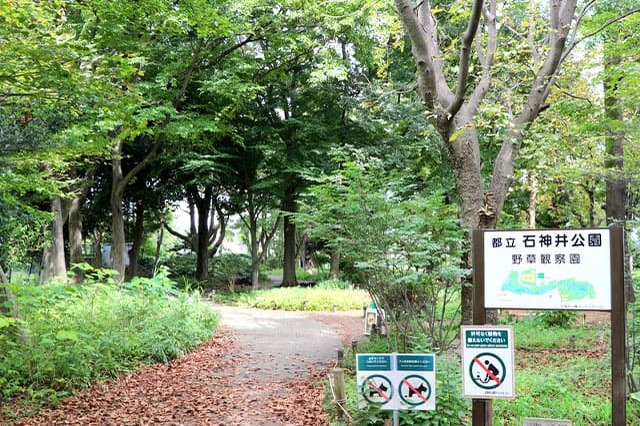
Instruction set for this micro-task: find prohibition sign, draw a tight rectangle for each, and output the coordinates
[469,352,506,390]
[361,374,393,405]
[399,375,431,406]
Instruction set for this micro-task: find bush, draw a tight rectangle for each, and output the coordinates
[162,252,196,281]
[0,267,219,409]
[209,253,254,288]
[533,310,577,328]
[315,279,353,290]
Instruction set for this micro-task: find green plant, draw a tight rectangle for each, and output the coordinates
[249,287,369,311]
[533,310,577,328]
[316,279,353,290]
[0,265,219,412]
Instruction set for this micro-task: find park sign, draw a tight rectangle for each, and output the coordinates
[461,326,515,399]
[482,228,611,310]
[356,353,436,411]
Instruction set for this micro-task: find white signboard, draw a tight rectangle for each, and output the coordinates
[483,229,611,310]
[356,353,436,411]
[461,326,515,399]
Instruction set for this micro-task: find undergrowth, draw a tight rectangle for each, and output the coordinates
[214,281,369,311]
[0,266,219,413]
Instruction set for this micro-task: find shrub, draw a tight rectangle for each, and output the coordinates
[533,310,577,328]
[209,253,254,288]
[0,267,219,409]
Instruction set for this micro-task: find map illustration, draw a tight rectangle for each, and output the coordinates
[501,269,596,302]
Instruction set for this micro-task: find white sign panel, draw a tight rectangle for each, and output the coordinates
[356,353,436,411]
[461,326,515,399]
[483,229,611,310]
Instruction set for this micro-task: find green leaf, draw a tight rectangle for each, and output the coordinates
[448,129,464,142]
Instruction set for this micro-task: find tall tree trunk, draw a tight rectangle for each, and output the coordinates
[126,200,145,280]
[68,196,84,283]
[92,229,103,268]
[281,187,298,287]
[111,140,127,280]
[0,265,11,315]
[604,47,633,306]
[154,224,164,275]
[194,188,212,281]
[394,0,579,324]
[41,195,67,284]
[329,247,340,280]
[249,213,260,290]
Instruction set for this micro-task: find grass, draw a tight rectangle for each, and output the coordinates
[325,314,638,425]
[0,269,220,416]
[212,283,370,311]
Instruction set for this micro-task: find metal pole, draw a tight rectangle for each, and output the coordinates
[393,409,399,426]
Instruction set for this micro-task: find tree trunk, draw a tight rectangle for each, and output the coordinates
[0,265,10,314]
[249,213,260,290]
[604,47,633,305]
[41,195,67,284]
[126,200,145,280]
[194,188,212,281]
[329,247,340,280]
[68,196,84,283]
[281,188,298,287]
[394,0,579,324]
[111,140,127,280]
[154,224,164,275]
[92,229,103,268]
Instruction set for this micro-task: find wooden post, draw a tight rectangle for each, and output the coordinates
[472,229,492,426]
[337,349,344,367]
[331,367,346,419]
[610,226,626,426]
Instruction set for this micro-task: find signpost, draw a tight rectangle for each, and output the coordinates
[472,228,625,426]
[356,353,436,415]
[461,326,515,400]
[482,229,611,310]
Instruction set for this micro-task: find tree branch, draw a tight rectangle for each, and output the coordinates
[561,3,640,66]
[447,0,484,117]
[394,0,453,112]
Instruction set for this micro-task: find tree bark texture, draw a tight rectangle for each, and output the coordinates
[111,139,127,280]
[329,247,340,280]
[281,187,298,287]
[41,195,68,284]
[68,196,84,283]
[126,200,145,280]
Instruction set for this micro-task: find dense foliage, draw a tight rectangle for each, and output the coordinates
[0,268,219,410]
[1,0,640,422]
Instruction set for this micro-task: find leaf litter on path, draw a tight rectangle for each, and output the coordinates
[11,329,329,426]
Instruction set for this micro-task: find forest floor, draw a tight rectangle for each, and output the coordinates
[8,306,365,426]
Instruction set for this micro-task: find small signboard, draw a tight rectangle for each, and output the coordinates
[461,326,515,399]
[523,418,571,426]
[483,229,611,310]
[356,353,435,411]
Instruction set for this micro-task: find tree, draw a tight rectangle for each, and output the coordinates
[394,0,640,323]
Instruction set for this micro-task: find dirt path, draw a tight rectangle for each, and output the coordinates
[8,306,353,426]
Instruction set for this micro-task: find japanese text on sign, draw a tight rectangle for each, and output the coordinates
[482,229,611,310]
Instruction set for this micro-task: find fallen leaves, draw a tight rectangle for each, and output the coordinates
[7,330,330,425]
